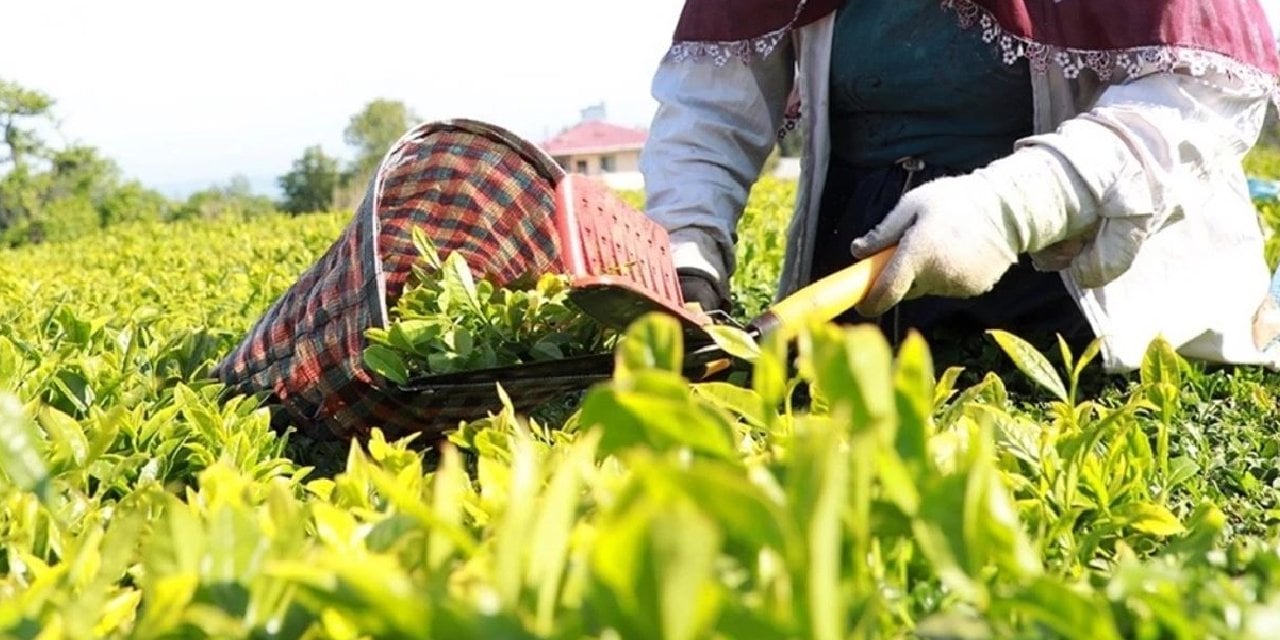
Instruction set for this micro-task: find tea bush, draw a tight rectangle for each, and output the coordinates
[3,182,1280,638]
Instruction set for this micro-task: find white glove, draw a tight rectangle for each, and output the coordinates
[849,147,1098,318]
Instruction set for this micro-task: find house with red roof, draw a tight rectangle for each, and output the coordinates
[539,105,647,189]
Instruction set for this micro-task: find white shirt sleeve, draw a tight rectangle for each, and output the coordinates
[1018,69,1270,289]
[638,47,797,298]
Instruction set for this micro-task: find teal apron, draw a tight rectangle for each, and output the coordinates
[811,0,1091,348]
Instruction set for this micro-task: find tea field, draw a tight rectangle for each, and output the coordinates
[6,177,1280,639]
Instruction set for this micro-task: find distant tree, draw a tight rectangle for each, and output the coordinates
[0,167,49,241]
[38,145,123,240]
[0,80,174,245]
[47,145,121,202]
[100,181,172,226]
[0,145,120,244]
[0,79,55,174]
[0,80,54,235]
[335,98,419,210]
[343,99,418,179]
[174,175,276,222]
[278,145,339,214]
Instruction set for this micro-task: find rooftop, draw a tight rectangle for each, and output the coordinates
[540,120,648,156]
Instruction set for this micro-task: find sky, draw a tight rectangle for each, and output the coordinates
[3,0,1280,199]
[1,0,687,197]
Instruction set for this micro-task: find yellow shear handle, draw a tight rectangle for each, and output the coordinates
[755,245,896,335]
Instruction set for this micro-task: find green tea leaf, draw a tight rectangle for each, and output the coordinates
[411,226,443,270]
[692,382,768,428]
[705,324,761,363]
[651,501,724,640]
[271,554,432,638]
[1163,502,1226,558]
[933,366,966,410]
[1140,335,1182,389]
[363,344,409,386]
[366,515,420,553]
[894,331,934,466]
[493,431,542,610]
[0,393,51,501]
[86,407,124,465]
[94,590,143,637]
[529,339,563,362]
[442,252,481,313]
[751,331,788,409]
[0,336,25,390]
[529,435,597,635]
[971,404,1041,467]
[590,494,724,640]
[987,330,1068,402]
[1164,456,1201,491]
[877,449,920,516]
[786,416,848,640]
[999,576,1121,640]
[1114,503,1186,537]
[38,405,89,467]
[583,372,737,461]
[801,323,895,437]
[644,461,794,557]
[616,313,684,377]
[388,319,440,355]
[1072,338,1104,382]
[1141,336,1183,420]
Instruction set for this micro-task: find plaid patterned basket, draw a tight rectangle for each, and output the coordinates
[213,119,614,442]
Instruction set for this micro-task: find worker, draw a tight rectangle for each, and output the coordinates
[641,0,1280,372]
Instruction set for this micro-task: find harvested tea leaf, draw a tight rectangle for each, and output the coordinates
[367,236,616,380]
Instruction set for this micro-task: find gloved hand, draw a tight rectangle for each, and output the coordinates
[678,269,730,314]
[849,147,1098,318]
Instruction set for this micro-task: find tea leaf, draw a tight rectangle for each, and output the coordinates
[1164,456,1201,491]
[617,313,684,376]
[987,330,1067,402]
[2,172,1278,640]
[894,331,934,466]
[752,331,789,409]
[1140,336,1182,389]
[802,324,895,436]
[1000,577,1121,640]
[0,336,25,390]
[645,461,794,556]
[692,382,768,428]
[0,393,51,502]
[38,405,89,467]
[529,436,597,634]
[372,242,613,378]
[705,324,761,363]
[583,373,736,461]
[1114,503,1186,537]
[934,366,966,410]
[428,446,470,572]
[363,344,409,386]
[787,416,848,640]
[590,494,723,640]
[1073,338,1104,382]
[651,501,724,640]
[442,252,481,313]
[411,226,443,270]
